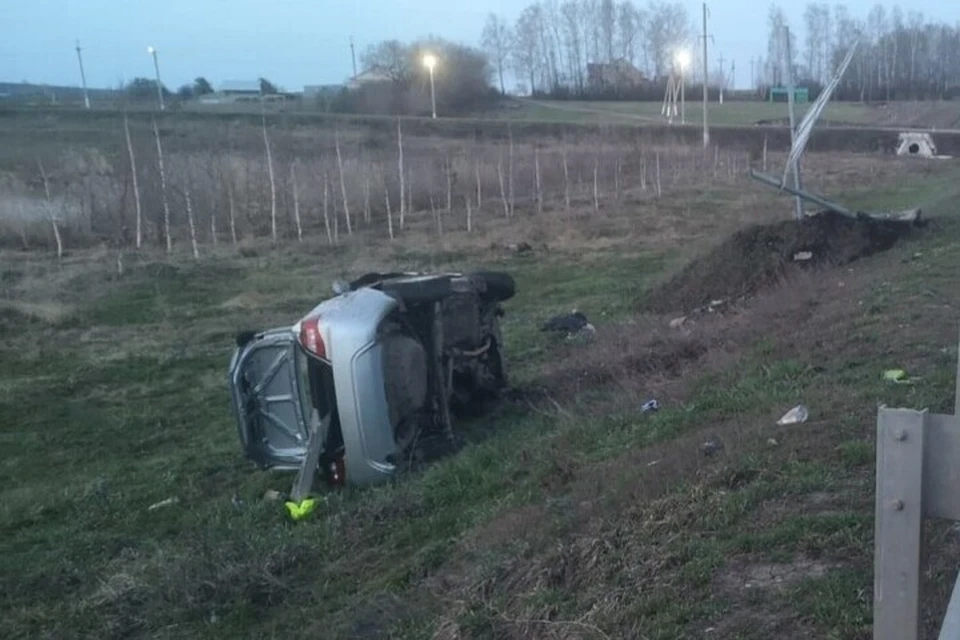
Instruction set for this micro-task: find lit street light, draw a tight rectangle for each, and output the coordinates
[423,53,437,119]
[675,49,691,125]
[147,46,165,111]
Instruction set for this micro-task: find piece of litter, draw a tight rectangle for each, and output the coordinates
[883,369,908,383]
[148,497,179,511]
[776,404,809,426]
[641,399,660,413]
[263,489,283,502]
[285,498,318,521]
[669,316,687,329]
[701,440,724,457]
[793,251,813,261]
[767,438,779,446]
[647,460,661,467]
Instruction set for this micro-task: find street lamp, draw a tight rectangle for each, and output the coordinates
[423,53,437,119]
[675,49,691,124]
[147,46,165,111]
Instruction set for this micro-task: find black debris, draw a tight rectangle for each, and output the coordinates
[541,311,590,334]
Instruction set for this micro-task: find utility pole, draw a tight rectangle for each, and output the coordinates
[701,2,709,147]
[731,60,735,93]
[75,40,91,109]
[783,26,803,220]
[349,36,357,79]
[147,46,165,111]
[750,57,755,92]
[718,53,724,104]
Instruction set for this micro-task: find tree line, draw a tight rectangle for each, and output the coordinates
[766,4,960,101]
[482,1,960,101]
[482,1,690,96]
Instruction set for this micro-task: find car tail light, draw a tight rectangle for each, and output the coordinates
[299,315,327,359]
[328,458,345,486]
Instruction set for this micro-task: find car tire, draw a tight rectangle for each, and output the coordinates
[378,275,456,305]
[469,271,516,302]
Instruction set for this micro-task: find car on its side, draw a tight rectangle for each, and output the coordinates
[228,271,515,487]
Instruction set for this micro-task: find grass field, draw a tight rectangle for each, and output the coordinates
[3,152,960,639]
[482,99,960,131]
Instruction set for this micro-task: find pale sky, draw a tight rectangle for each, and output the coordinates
[2,1,958,92]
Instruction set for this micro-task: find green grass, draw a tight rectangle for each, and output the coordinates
[488,99,891,127]
[4,169,960,639]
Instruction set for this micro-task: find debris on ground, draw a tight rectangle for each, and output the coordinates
[641,399,660,413]
[767,438,779,446]
[285,498,319,521]
[883,368,917,384]
[701,440,725,457]
[147,497,179,512]
[644,211,915,314]
[231,493,245,509]
[542,311,596,341]
[793,251,813,261]
[669,316,687,329]
[263,489,283,502]
[776,404,809,426]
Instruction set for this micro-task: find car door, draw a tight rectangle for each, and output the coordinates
[229,328,310,469]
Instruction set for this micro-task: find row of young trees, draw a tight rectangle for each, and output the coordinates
[482,1,960,101]
[766,4,960,100]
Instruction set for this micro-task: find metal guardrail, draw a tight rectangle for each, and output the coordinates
[873,329,960,640]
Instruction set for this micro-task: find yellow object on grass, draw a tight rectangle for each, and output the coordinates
[883,369,908,382]
[285,498,318,521]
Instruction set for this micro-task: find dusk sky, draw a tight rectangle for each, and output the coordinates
[3,1,959,92]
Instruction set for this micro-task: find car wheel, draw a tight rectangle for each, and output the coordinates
[378,275,456,305]
[469,271,516,302]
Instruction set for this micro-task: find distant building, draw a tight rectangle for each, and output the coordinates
[587,59,646,90]
[304,84,344,99]
[197,80,267,105]
[346,68,392,91]
[220,80,261,96]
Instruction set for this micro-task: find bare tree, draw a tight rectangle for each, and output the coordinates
[645,2,690,79]
[227,179,238,245]
[183,184,200,260]
[36,160,63,259]
[534,146,543,215]
[507,125,515,215]
[261,110,277,242]
[123,113,143,249]
[383,174,394,241]
[497,157,509,218]
[290,162,303,242]
[151,117,172,253]
[322,172,332,245]
[600,0,616,62]
[482,14,513,95]
[397,117,405,229]
[363,174,371,224]
[513,6,543,92]
[335,131,352,235]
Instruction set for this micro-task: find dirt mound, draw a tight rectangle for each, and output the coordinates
[645,211,912,314]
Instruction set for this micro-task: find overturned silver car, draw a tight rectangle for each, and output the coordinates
[228,271,515,488]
